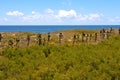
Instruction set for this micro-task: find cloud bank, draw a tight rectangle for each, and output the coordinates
[1,9,104,25]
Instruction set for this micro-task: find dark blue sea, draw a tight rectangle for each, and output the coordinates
[0,25,120,33]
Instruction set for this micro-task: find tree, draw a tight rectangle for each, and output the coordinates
[73,34,77,45]
[82,32,85,42]
[106,31,110,39]
[43,37,46,46]
[95,33,97,42]
[27,34,30,46]
[47,32,51,42]
[0,33,2,45]
[119,28,120,35]
[89,34,92,41]
[59,33,63,44]
[37,33,42,46]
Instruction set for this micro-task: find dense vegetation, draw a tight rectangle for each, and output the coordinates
[0,35,120,80]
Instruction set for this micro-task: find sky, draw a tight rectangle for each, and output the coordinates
[0,0,120,25]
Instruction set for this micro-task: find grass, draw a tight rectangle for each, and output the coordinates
[0,33,120,80]
[0,29,120,80]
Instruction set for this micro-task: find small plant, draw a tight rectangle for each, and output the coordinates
[43,46,51,57]
[27,34,30,46]
[8,39,13,47]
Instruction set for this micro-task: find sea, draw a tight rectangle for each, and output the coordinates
[0,25,119,33]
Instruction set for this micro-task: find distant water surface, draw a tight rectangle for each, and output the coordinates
[0,25,119,33]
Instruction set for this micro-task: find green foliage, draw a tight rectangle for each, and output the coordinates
[0,36,120,80]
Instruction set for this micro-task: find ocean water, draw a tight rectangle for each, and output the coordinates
[0,25,119,33]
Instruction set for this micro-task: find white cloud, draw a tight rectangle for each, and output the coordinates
[6,11,24,16]
[109,16,120,22]
[57,10,77,18]
[77,13,102,22]
[22,14,43,22]
[88,13,101,21]
[45,9,54,14]
[0,17,8,22]
[31,11,36,15]
[21,10,61,23]
[77,14,88,21]
[3,9,104,24]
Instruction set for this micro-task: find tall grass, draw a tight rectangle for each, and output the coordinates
[0,36,120,80]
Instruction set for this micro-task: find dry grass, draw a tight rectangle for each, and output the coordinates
[0,28,119,48]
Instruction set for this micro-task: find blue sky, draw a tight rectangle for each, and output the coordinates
[0,0,120,25]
